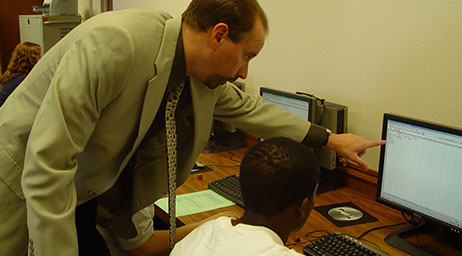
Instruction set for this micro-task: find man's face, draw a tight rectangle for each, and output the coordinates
[203,19,265,89]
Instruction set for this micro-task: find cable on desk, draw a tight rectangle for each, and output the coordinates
[358,212,427,251]
[204,151,241,168]
[296,91,326,125]
[401,211,423,247]
[225,151,242,164]
[357,221,408,240]
[358,238,382,251]
[285,230,330,248]
[206,164,240,168]
[304,230,330,240]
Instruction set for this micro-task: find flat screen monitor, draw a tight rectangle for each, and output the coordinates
[376,113,462,254]
[260,87,317,123]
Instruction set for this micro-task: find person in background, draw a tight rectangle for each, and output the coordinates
[171,137,320,256]
[0,41,41,106]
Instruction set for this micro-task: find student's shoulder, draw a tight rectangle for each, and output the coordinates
[258,244,304,256]
[242,228,304,255]
[240,242,303,256]
[283,248,305,256]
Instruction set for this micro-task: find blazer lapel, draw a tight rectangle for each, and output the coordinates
[104,17,183,238]
[121,16,182,171]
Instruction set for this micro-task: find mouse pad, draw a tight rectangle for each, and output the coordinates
[314,202,378,227]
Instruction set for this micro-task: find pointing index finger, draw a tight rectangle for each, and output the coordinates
[365,140,386,149]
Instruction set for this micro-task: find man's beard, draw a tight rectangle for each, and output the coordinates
[203,74,237,89]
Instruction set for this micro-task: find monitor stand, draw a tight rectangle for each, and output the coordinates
[384,222,462,256]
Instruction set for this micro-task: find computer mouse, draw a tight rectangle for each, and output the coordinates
[195,161,205,168]
[327,206,363,221]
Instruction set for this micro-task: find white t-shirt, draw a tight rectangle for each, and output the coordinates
[171,216,303,256]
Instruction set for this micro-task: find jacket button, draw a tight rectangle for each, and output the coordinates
[28,239,34,256]
[88,190,97,197]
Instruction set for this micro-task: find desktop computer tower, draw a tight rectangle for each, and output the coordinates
[19,14,81,54]
[315,101,348,170]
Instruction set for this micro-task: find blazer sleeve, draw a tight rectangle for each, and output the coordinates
[21,26,135,256]
[213,83,311,143]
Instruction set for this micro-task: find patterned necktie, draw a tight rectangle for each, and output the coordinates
[165,82,185,251]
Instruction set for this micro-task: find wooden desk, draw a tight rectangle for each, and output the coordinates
[158,148,461,256]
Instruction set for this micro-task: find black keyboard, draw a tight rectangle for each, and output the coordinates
[303,232,389,256]
[208,174,245,207]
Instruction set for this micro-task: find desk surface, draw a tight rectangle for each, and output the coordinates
[166,148,461,256]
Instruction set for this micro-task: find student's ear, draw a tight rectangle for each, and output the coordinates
[209,23,229,50]
[297,197,313,220]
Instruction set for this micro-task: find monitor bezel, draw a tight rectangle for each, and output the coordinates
[259,86,317,123]
[376,113,462,232]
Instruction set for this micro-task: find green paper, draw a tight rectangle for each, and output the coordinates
[155,189,235,217]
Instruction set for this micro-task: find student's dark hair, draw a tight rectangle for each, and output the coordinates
[240,137,320,216]
[182,0,268,43]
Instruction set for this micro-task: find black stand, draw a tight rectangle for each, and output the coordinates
[202,132,246,154]
[384,222,462,256]
[316,167,344,195]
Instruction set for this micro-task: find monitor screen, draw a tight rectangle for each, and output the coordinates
[260,87,316,123]
[376,113,462,232]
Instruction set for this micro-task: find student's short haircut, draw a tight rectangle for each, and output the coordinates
[182,0,268,43]
[240,137,320,216]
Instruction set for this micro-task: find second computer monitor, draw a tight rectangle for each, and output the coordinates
[376,113,462,255]
[260,87,317,123]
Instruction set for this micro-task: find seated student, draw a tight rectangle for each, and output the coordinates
[171,137,320,256]
[0,41,41,106]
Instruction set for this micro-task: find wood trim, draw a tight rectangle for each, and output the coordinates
[337,164,378,184]
[107,0,113,11]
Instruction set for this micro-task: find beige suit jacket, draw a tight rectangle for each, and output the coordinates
[0,9,310,256]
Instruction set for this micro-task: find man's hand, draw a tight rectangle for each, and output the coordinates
[325,133,386,170]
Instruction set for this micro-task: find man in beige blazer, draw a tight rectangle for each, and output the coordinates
[0,0,384,255]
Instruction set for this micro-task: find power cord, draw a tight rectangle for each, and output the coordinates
[204,151,241,168]
[357,211,423,248]
[225,151,242,164]
[401,212,423,247]
[285,230,330,248]
[357,221,408,240]
[295,91,325,105]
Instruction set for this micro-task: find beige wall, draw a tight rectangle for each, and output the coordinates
[114,0,462,170]
[79,0,111,20]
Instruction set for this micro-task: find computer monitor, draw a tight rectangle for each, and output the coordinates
[376,113,462,255]
[260,87,317,123]
[260,87,345,194]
